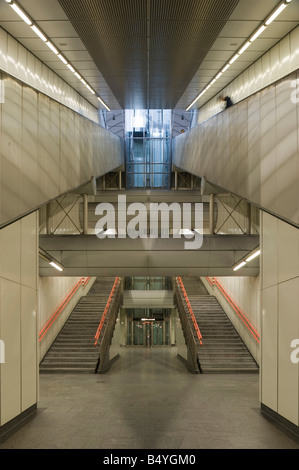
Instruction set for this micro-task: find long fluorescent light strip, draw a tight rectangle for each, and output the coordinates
[5,0,110,111]
[233,261,247,272]
[50,261,64,272]
[265,3,287,25]
[46,41,59,54]
[11,3,32,25]
[246,250,261,262]
[186,0,292,111]
[31,25,47,42]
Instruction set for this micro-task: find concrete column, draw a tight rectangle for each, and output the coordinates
[245,201,251,234]
[260,211,299,433]
[83,194,88,235]
[209,193,215,234]
[46,203,51,235]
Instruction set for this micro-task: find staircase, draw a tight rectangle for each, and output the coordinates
[181,277,259,374]
[40,277,116,374]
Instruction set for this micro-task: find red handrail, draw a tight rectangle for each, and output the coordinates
[206,277,260,344]
[176,276,203,345]
[38,277,91,342]
[94,277,120,346]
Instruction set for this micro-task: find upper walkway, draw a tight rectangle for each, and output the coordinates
[0,72,124,230]
[173,70,299,228]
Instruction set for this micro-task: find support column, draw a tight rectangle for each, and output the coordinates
[46,203,51,235]
[83,194,88,235]
[209,193,215,235]
[260,211,299,435]
[245,201,251,234]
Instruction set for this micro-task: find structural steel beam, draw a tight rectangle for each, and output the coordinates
[39,234,259,277]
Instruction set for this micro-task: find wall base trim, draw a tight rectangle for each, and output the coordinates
[261,403,299,440]
[0,404,37,443]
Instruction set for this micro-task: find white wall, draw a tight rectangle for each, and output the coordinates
[173,68,299,228]
[39,276,96,361]
[201,276,260,364]
[0,71,124,229]
[260,211,299,427]
[0,212,38,427]
[0,26,99,124]
[197,25,299,124]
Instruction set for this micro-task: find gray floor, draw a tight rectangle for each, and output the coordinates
[1,347,299,450]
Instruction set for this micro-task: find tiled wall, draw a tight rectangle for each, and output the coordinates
[0,26,99,124]
[197,25,299,124]
[201,276,260,364]
[261,211,299,427]
[0,212,38,427]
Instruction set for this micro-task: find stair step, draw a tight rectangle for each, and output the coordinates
[40,278,117,374]
[180,277,259,374]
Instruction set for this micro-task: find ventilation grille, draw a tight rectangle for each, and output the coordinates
[58,0,240,108]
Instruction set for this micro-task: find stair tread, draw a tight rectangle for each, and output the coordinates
[180,277,259,374]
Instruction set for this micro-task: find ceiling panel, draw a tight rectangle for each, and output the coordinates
[0,0,298,113]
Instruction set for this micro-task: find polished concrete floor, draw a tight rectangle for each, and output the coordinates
[1,347,299,450]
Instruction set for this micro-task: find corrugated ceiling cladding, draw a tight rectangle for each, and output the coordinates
[58,0,240,109]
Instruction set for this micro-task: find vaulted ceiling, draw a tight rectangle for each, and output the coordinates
[0,0,298,111]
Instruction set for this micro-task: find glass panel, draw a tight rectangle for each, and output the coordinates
[125,109,172,189]
[152,322,164,346]
[133,322,144,345]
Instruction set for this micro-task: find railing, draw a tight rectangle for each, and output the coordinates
[176,277,203,345]
[94,277,122,373]
[206,277,260,344]
[39,277,91,342]
[173,277,202,373]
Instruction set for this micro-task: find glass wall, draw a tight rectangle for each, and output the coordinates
[125,110,172,189]
[124,276,172,290]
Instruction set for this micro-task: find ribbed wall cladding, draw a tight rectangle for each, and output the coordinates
[40,278,116,374]
[181,277,259,374]
[58,0,240,108]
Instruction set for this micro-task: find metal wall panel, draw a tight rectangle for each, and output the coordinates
[0,26,99,123]
[173,72,299,227]
[0,72,124,228]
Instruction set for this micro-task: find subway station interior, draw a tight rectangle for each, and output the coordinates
[0,0,299,451]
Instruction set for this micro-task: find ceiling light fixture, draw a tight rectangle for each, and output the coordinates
[232,247,260,271]
[39,251,64,272]
[186,0,292,111]
[238,41,251,55]
[246,249,261,263]
[31,25,47,42]
[58,54,68,65]
[46,41,59,54]
[97,96,111,111]
[265,3,288,25]
[49,261,64,272]
[250,25,267,42]
[233,261,247,272]
[10,3,32,25]
[229,53,239,65]
[67,64,75,73]
[4,0,110,110]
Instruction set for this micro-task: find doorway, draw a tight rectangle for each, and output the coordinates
[131,320,168,346]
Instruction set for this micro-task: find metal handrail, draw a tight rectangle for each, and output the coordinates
[206,277,260,343]
[39,277,91,342]
[94,277,121,345]
[176,277,203,345]
[173,277,202,373]
[94,277,122,373]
